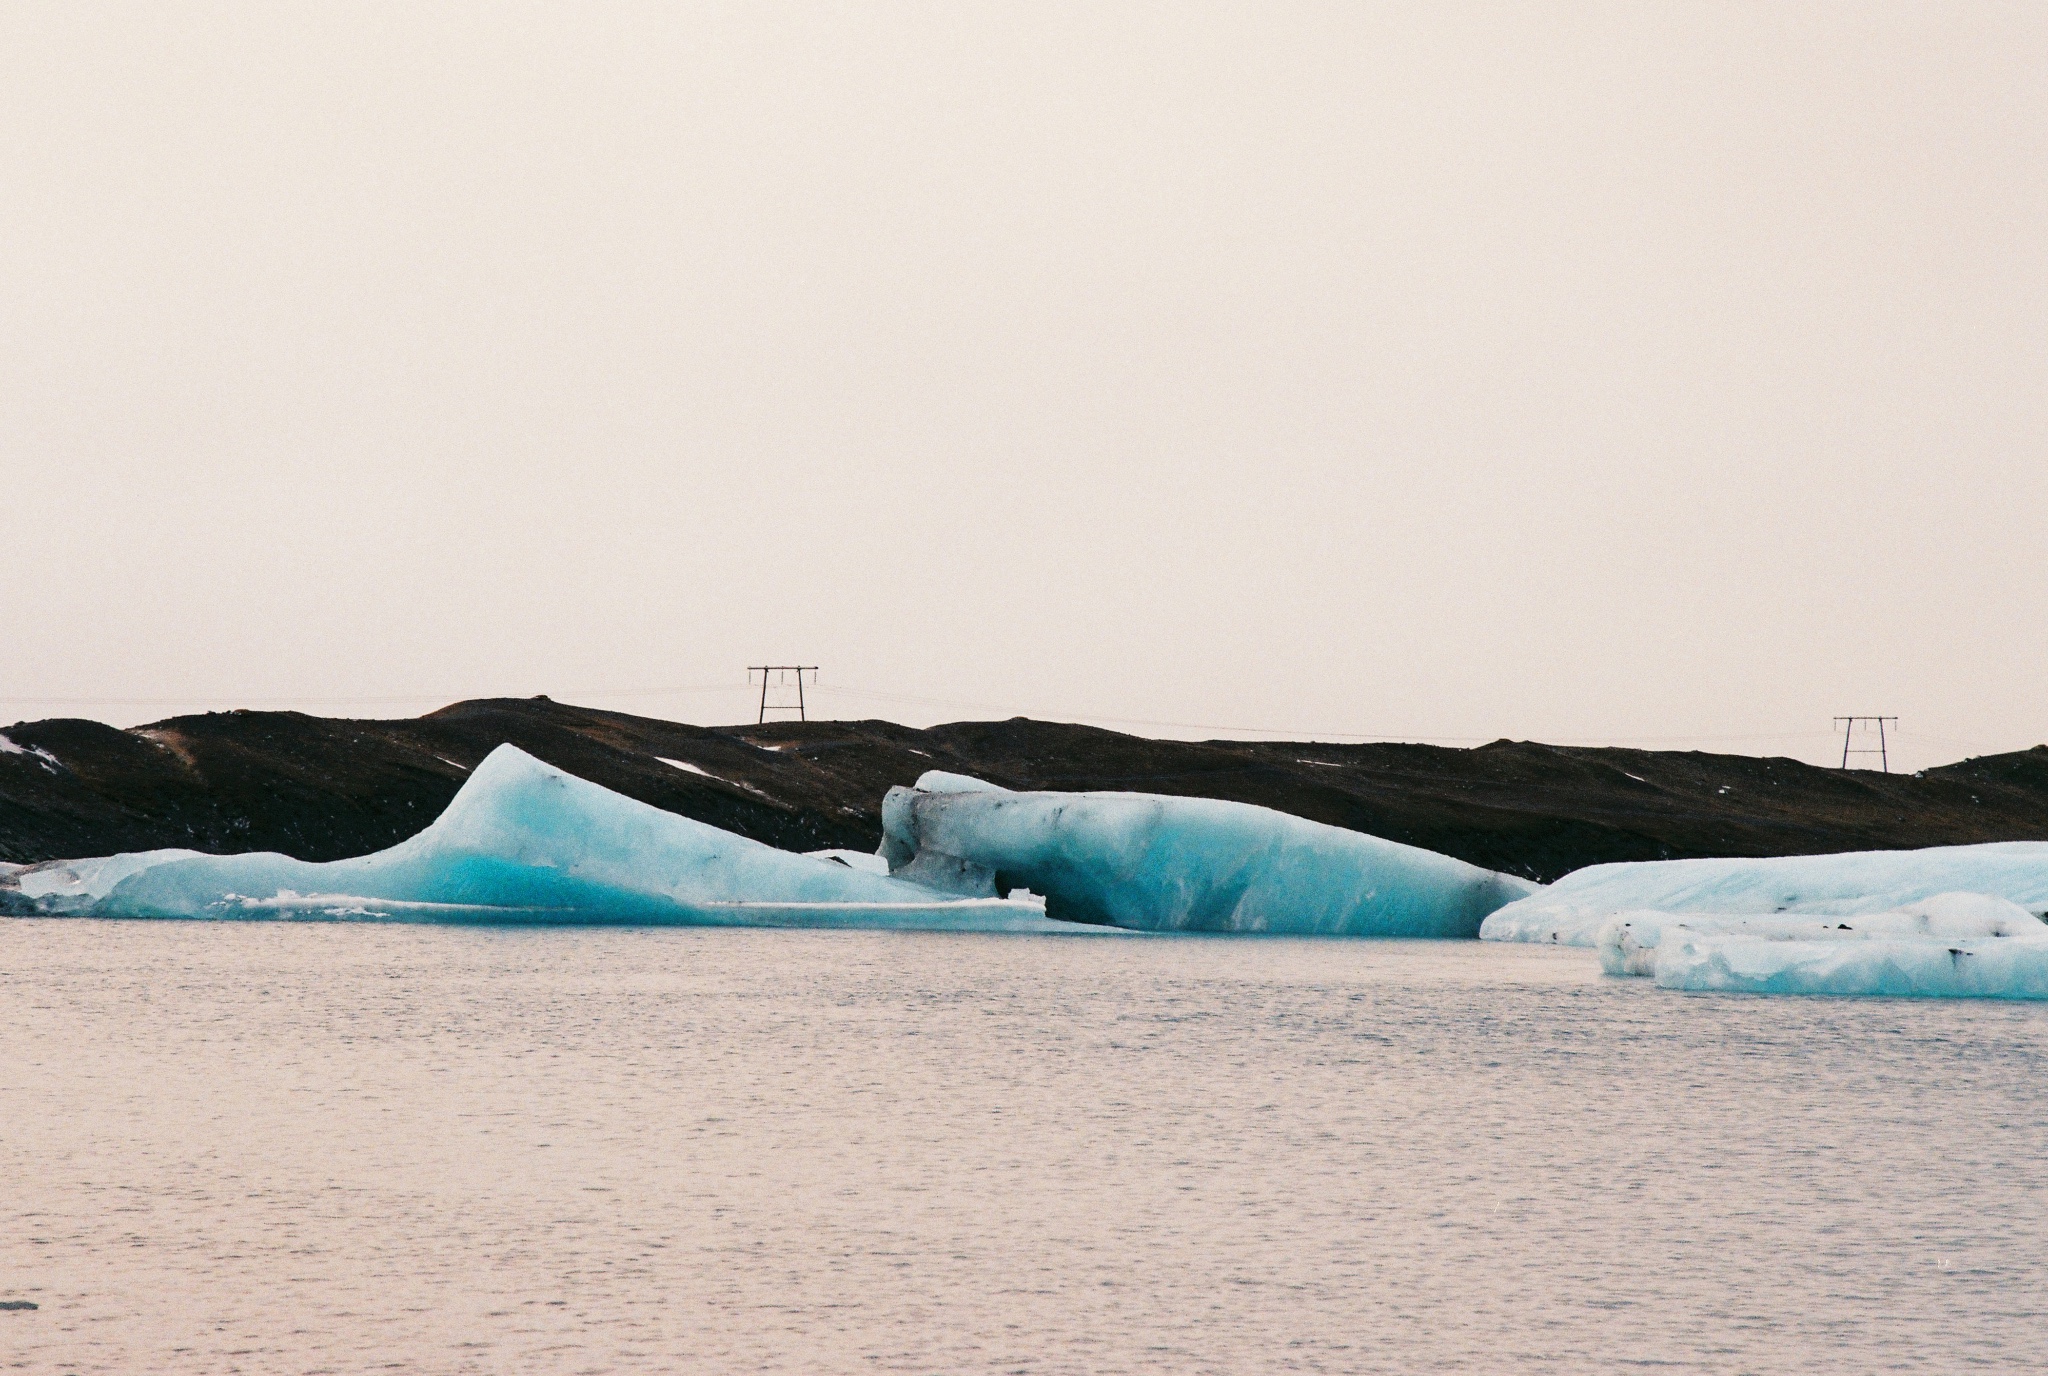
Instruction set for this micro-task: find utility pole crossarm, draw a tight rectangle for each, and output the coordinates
[748,666,819,725]
[1833,716,1898,773]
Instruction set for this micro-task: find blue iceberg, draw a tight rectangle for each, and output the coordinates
[1,745,1092,932]
[1480,843,2048,947]
[878,772,1537,936]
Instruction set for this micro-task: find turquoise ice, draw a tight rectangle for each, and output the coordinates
[879,772,1537,935]
[3,752,1532,937]
[1,745,1087,932]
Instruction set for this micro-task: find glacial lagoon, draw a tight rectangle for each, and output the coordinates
[3,922,2044,1373]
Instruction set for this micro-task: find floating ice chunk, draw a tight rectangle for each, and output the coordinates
[879,774,1536,935]
[1,746,1094,932]
[1480,843,2048,946]
[1654,931,2048,1000]
[914,770,1010,795]
[8,849,209,915]
[1599,911,1735,976]
[1594,893,2048,976]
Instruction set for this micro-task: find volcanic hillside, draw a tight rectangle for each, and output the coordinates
[4,697,2047,883]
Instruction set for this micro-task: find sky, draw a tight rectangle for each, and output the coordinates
[4,2,2043,772]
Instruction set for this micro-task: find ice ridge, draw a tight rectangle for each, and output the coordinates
[879,770,1537,936]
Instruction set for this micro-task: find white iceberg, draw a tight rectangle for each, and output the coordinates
[877,772,1537,936]
[1590,893,2048,998]
[1596,892,2048,974]
[0,745,1093,933]
[1653,924,2048,1000]
[1480,842,2048,947]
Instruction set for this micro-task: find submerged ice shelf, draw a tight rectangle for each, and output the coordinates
[879,771,1537,936]
[0,746,1087,932]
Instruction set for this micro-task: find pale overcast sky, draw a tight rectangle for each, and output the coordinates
[5,2,2043,770]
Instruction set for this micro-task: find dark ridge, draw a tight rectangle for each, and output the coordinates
[3,698,2046,883]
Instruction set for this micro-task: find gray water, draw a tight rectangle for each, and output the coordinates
[2,923,2044,1374]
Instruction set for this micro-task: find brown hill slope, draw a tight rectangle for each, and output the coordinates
[3,697,2046,882]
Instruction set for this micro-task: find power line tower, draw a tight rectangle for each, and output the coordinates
[749,666,817,724]
[1833,716,1897,772]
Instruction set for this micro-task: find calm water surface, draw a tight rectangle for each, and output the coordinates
[2,923,2044,1373]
